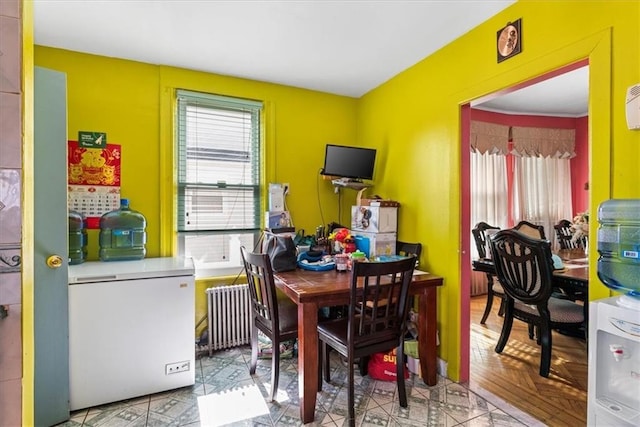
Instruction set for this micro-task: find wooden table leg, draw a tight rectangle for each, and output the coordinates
[418,287,438,386]
[298,302,318,423]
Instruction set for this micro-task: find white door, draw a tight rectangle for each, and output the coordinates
[34,66,70,425]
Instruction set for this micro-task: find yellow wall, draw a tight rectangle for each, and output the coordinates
[34,46,359,260]
[32,0,640,388]
[34,46,359,346]
[356,0,639,380]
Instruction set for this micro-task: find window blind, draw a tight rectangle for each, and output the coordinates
[176,90,262,232]
[176,90,262,275]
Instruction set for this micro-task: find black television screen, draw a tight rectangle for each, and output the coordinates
[321,144,377,181]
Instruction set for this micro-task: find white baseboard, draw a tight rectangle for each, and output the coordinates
[437,358,448,377]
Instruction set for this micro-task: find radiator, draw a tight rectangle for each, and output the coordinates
[206,284,251,355]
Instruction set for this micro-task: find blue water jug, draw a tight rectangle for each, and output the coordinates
[68,210,88,265]
[597,199,640,300]
[99,198,147,261]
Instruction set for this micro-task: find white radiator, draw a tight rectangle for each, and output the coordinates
[206,284,251,355]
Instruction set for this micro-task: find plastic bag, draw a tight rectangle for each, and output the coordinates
[367,348,409,381]
[262,231,298,272]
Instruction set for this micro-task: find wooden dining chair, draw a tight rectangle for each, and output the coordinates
[240,246,299,401]
[317,257,417,426]
[488,229,584,377]
[396,241,422,266]
[554,219,585,250]
[513,220,546,239]
[471,222,505,324]
[354,240,423,376]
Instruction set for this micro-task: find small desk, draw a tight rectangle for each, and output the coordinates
[275,268,443,424]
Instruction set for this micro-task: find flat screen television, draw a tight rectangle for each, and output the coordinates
[320,144,377,181]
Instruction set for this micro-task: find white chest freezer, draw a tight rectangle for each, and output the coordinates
[68,257,195,410]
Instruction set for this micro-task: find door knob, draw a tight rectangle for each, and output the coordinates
[46,255,64,268]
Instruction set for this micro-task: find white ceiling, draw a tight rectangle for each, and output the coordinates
[472,66,589,117]
[33,0,587,116]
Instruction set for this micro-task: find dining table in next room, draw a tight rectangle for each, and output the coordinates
[274,267,444,424]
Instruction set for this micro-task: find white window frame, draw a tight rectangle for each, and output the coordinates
[176,90,263,278]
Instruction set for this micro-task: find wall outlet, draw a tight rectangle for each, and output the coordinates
[166,361,190,375]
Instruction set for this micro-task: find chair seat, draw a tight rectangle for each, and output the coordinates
[514,296,584,324]
[276,290,299,334]
[493,281,504,295]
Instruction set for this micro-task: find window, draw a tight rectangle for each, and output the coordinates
[470,121,574,252]
[176,90,263,277]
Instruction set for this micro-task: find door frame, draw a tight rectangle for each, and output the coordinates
[458,28,613,382]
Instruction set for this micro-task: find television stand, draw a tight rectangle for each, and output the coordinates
[331,178,370,191]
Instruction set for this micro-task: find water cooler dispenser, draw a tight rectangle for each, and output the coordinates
[587,199,640,425]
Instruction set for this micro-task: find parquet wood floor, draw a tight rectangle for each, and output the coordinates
[469,295,588,426]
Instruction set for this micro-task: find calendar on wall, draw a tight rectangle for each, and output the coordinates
[68,140,121,229]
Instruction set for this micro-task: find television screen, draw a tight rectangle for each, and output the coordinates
[321,144,377,181]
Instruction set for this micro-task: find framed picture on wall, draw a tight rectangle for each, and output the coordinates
[497,18,522,63]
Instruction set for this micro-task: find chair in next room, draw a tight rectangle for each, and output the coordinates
[554,219,586,250]
[488,229,584,377]
[472,222,505,324]
[240,246,299,401]
[513,220,546,239]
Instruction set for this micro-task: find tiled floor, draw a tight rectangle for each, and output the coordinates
[57,345,543,426]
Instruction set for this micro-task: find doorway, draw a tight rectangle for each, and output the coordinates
[460,60,590,380]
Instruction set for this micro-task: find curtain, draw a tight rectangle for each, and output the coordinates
[470,151,509,246]
[469,121,576,293]
[512,156,573,250]
[470,151,508,295]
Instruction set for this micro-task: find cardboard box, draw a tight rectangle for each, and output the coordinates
[352,231,396,258]
[359,198,400,207]
[265,211,292,229]
[351,206,398,233]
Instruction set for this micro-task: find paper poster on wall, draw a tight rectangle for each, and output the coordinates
[67,140,121,228]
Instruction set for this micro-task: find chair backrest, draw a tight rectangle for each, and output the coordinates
[472,222,500,259]
[489,229,555,305]
[554,219,582,249]
[396,241,422,266]
[348,257,417,354]
[240,246,281,333]
[513,220,546,240]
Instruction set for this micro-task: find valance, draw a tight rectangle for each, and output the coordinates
[470,120,576,158]
[511,126,575,158]
[470,121,509,155]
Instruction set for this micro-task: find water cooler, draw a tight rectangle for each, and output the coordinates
[587,200,640,425]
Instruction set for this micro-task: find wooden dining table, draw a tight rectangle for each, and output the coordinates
[554,249,589,293]
[274,267,443,424]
